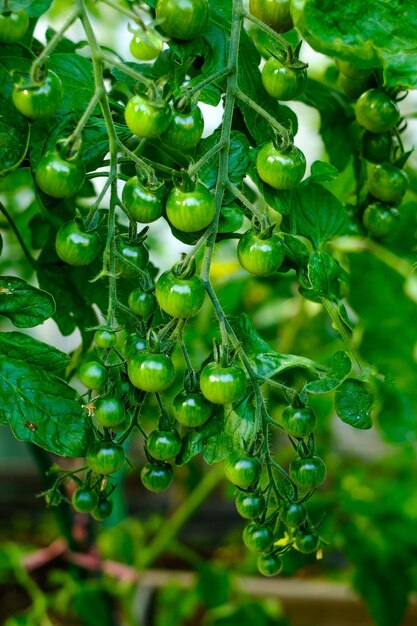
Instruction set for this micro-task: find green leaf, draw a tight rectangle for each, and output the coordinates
[307,251,348,300]
[304,351,351,394]
[49,53,96,114]
[196,131,250,191]
[176,412,231,466]
[308,160,339,183]
[335,378,373,429]
[0,97,29,175]
[224,394,258,450]
[0,356,91,456]
[0,332,69,374]
[292,0,417,89]
[0,276,55,328]
[3,0,54,17]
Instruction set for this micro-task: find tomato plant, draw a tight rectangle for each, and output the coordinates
[1,0,417,610]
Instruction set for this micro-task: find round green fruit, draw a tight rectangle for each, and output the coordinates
[200,362,246,404]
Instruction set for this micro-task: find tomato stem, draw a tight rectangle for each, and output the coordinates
[99,0,144,26]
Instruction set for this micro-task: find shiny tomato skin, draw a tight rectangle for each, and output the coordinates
[128,289,156,319]
[79,360,107,390]
[12,70,63,119]
[156,0,209,41]
[280,502,307,527]
[127,350,175,392]
[55,220,100,266]
[72,488,99,513]
[224,454,262,489]
[123,333,147,360]
[362,131,392,164]
[355,89,400,133]
[162,105,204,151]
[257,554,282,576]
[282,406,317,438]
[125,95,172,138]
[236,492,266,519]
[147,428,182,461]
[0,10,29,43]
[141,462,174,492]
[367,162,408,204]
[35,150,85,198]
[86,441,125,475]
[362,203,400,239]
[256,142,306,190]
[91,498,114,520]
[166,184,216,233]
[130,31,163,60]
[155,270,205,318]
[237,229,284,277]
[172,390,213,427]
[289,454,327,490]
[200,362,246,405]
[249,0,293,33]
[116,240,149,278]
[94,397,125,429]
[294,530,320,554]
[122,176,165,224]
[243,522,274,553]
[94,328,117,349]
[262,58,307,101]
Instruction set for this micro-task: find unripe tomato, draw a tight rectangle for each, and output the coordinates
[257,553,282,576]
[72,488,99,513]
[0,10,29,43]
[200,362,246,404]
[122,176,165,224]
[55,220,100,266]
[155,270,205,318]
[35,150,85,198]
[256,142,306,189]
[335,59,372,80]
[86,441,125,475]
[166,184,216,233]
[355,89,400,133]
[236,492,266,519]
[128,289,156,319]
[125,95,172,138]
[362,203,400,239]
[123,333,146,360]
[91,498,113,521]
[156,0,209,41]
[337,72,370,101]
[130,31,163,61]
[79,360,107,390]
[127,350,175,392]
[116,240,149,278]
[262,58,307,101]
[225,454,262,489]
[172,390,213,427]
[367,162,408,204]
[94,397,125,429]
[13,70,63,119]
[237,229,284,277]
[294,530,320,554]
[280,502,307,527]
[249,0,293,33]
[243,522,274,553]
[141,462,174,492]
[147,428,182,460]
[282,406,316,438]
[94,328,117,349]
[162,105,204,151]
[362,130,392,163]
[289,454,327,490]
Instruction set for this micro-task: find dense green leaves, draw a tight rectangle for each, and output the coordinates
[0,99,29,175]
[0,276,55,327]
[335,379,373,430]
[0,332,69,373]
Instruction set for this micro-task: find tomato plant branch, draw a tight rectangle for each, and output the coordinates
[64,89,102,149]
[243,10,291,54]
[0,201,38,269]
[117,140,155,178]
[235,88,290,139]
[187,139,226,177]
[100,0,143,24]
[227,181,269,227]
[184,67,231,98]
[100,52,154,88]
[31,9,80,81]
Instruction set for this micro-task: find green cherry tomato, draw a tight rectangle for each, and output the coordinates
[122,176,165,224]
[172,390,213,427]
[362,130,392,164]
[257,553,282,576]
[79,360,107,390]
[338,73,370,101]
[86,441,125,475]
[72,488,99,513]
[156,0,209,41]
[130,31,163,61]
[155,270,205,318]
[236,492,266,520]
[243,522,274,553]
[91,498,114,521]
[294,530,320,554]
[282,406,317,438]
[116,240,149,278]
[35,150,85,198]
[12,70,63,119]
[166,184,216,233]
[55,220,100,266]
[162,105,204,151]
[128,289,156,319]
[94,328,117,349]
[125,95,172,138]
[127,350,175,392]
[362,203,400,239]
[200,362,246,405]
[147,428,182,461]
[237,229,285,277]
[0,10,29,43]
[367,163,408,204]
[355,89,400,133]
[335,59,372,80]
[249,0,293,33]
[256,142,306,190]
[280,502,307,527]
[262,58,307,101]
[123,333,147,360]
[224,454,262,489]
[141,462,174,492]
[94,397,125,429]
[289,454,327,490]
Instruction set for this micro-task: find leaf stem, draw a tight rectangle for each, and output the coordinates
[235,88,290,139]
[0,201,37,269]
[31,9,80,81]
